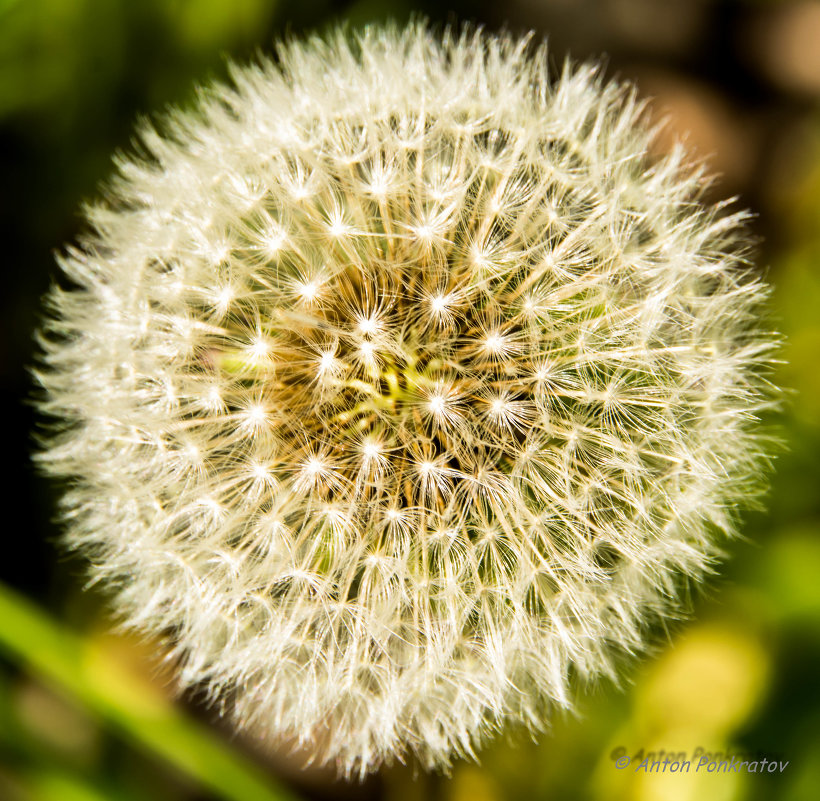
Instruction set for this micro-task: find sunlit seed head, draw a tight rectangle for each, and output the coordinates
[316,347,341,379]
[327,211,352,238]
[251,461,269,480]
[490,396,507,414]
[305,457,325,476]
[295,279,321,303]
[533,361,553,384]
[362,441,382,460]
[246,336,271,362]
[213,285,235,314]
[427,291,458,327]
[423,382,462,429]
[483,332,506,353]
[290,182,311,200]
[427,393,446,415]
[35,22,780,780]
[368,180,387,197]
[521,294,545,320]
[360,439,390,478]
[239,402,269,433]
[356,313,381,337]
[200,383,224,413]
[430,294,449,314]
[296,456,336,492]
[206,240,231,266]
[355,340,381,376]
[198,495,224,520]
[367,170,392,197]
[486,396,514,432]
[482,329,517,360]
[471,243,491,269]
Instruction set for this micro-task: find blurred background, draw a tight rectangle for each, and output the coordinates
[2,1,820,799]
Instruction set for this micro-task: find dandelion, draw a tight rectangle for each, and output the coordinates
[34,23,779,776]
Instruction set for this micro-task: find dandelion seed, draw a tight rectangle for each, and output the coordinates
[427,291,459,327]
[356,313,381,337]
[239,402,269,433]
[295,279,321,304]
[315,347,342,381]
[245,335,271,363]
[212,284,235,315]
[34,23,780,778]
[430,294,449,315]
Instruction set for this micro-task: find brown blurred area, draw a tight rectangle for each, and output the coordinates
[495,0,820,244]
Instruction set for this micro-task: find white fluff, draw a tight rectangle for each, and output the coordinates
[35,23,779,776]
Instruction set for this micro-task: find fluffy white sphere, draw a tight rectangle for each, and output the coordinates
[36,23,778,775]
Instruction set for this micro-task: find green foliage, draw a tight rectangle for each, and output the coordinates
[0,583,297,801]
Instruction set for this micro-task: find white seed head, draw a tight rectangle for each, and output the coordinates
[34,23,779,777]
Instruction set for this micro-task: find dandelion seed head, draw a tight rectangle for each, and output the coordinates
[35,23,779,777]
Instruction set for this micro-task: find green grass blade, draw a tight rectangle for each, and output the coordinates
[0,582,300,801]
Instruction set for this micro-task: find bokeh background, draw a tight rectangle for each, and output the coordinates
[2,1,820,800]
